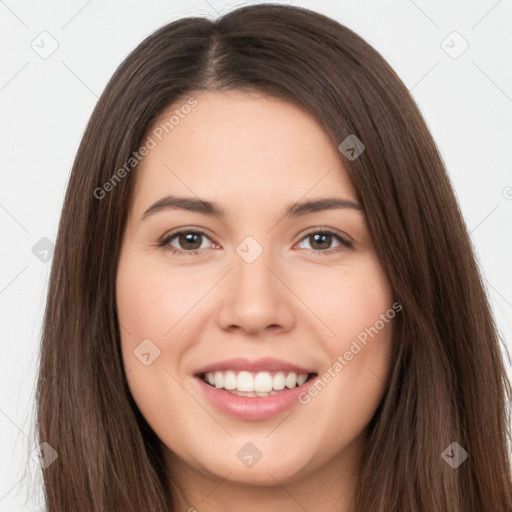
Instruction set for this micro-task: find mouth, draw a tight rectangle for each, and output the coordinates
[194,370,319,420]
[192,357,319,419]
[196,370,318,398]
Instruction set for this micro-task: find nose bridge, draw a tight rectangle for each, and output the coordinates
[235,236,274,293]
[232,234,279,307]
[215,234,295,333]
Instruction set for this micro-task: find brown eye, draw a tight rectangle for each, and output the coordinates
[159,229,214,255]
[297,230,352,254]
[175,232,204,250]
[308,233,334,250]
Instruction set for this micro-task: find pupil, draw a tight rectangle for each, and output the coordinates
[311,233,331,250]
[180,232,202,250]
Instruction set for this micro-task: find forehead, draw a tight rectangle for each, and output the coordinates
[131,90,358,216]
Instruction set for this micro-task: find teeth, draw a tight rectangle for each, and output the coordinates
[273,371,286,390]
[296,373,308,386]
[214,371,224,389]
[223,370,237,390]
[204,370,311,393]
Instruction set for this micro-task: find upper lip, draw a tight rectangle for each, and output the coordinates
[194,357,316,376]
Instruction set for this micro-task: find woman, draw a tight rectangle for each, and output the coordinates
[35,3,512,511]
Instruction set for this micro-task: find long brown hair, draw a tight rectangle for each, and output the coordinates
[34,4,512,511]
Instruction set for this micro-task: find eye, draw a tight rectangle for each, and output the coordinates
[157,227,353,256]
[296,229,352,255]
[157,228,215,256]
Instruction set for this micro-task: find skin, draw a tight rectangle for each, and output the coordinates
[116,90,396,512]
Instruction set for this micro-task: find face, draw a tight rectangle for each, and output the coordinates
[116,90,396,500]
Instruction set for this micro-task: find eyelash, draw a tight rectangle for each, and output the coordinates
[156,227,353,256]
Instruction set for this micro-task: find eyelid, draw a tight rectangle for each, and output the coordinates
[297,226,354,244]
[159,225,211,237]
[157,226,214,250]
[294,228,353,254]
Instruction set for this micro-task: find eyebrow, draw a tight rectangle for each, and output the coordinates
[141,195,363,221]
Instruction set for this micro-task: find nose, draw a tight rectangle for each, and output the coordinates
[215,244,296,335]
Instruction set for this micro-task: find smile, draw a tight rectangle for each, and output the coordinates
[193,371,318,421]
[199,370,315,397]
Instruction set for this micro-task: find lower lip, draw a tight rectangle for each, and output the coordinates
[194,375,316,421]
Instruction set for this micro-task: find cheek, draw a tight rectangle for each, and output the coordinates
[115,256,187,398]
[308,324,393,456]
[294,255,395,433]
[325,255,395,385]
[116,254,205,344]
[291,252,394,344]
[116,256,196,443]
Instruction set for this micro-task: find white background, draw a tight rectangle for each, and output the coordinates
[1,0,511,509]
